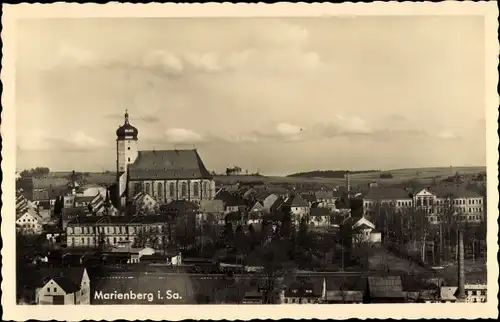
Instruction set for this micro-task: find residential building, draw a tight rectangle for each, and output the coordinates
[281,280,322,304]
[34,267,90,305]
[321,276,366,303]
[314,191,338,209]
[283,194,310,223]
[215,190,247,213]
[16,210,43,234]
[132,192,159,214]
[115,111,216,207]
[342,215,381,245]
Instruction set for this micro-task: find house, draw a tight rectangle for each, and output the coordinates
[366,276,407,303]
[16,210,43,234]
[314,191,337,209]
[248,200,264,214]
[132,192,159,214]
[342,215,381,245]
[309,207,336,228]
[321,276,367,303]
[215,190,247,213]
[74,196,96,208]
[16,194,36,214]
[283,194,310,222]
[300,193,317,207]
[34,267,90,305]
[262,194,279,213]
[281,280,322,304]
[247,211,263,226]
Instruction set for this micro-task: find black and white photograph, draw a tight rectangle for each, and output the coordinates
[1,2,498,320]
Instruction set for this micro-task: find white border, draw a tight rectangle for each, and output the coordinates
[2,2,498,320]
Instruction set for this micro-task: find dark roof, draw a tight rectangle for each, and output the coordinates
[128,149,213,180]
[364,187,412,200]
[368,276,404,295]
[310,207,332,217]
[426,186,483,198]
[300,194,317,203]
[67,215,173,226]
[74,196,96,203]
[161,200,199,213]
[116,110,139,140]
[33,189,49,201]
[285,194,309,207]
[215,190,246,207]
[35,267,85,292]
[325,276,368,292]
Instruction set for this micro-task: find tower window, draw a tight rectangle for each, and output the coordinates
[181,182,187,197]
[169,183,175,198]
[128,157,131,162]
[128,147,131,150]
[157,182,163,198]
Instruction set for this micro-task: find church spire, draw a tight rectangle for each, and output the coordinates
[124,109,129,125]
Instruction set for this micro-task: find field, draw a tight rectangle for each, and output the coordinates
[214,166,485,187]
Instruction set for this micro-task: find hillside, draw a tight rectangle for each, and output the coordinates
[287,170,380,178]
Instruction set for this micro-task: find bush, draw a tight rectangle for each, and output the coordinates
[379,172,394,179]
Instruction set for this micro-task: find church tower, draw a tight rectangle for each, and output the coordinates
[116,110,139,207]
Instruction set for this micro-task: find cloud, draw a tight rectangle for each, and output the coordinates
[436,129,461,140]
[164,128,206,144]
[18,128,106,152]
[276,123,303,136]
[315,115,374,138]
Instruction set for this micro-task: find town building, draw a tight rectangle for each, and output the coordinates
[281,280,322,304]
[115,111,216,207]
[66,215,175,249]
[16,210,43,234]
[34,267,90,305]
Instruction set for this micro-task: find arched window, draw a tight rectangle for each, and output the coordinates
[193,182,199,197]
[181,182,187,197]
[145,183,151,195]
[157,182,163,198]
[169,182,175,198]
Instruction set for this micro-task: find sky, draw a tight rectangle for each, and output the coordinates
[15,16,486,176]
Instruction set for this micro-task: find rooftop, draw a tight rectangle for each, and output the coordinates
[128,149,213,180]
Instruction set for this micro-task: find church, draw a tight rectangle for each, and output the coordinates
[115,111,216,208]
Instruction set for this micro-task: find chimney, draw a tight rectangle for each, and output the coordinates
[455,229,466,301]
[345,171,351,193]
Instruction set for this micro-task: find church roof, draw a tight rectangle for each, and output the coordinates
[128,149,213,180]
[116,110,138,140]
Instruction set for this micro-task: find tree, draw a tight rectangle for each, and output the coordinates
[247,240,293,304]
[20,167,50,178]
[234,224,248,262]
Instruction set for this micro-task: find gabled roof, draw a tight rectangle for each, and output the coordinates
[36,267,86,291]
[161,200,199,213]
[51,277,81,294]
[285,280,322,298]
[428,186,483,199]
[16,209,43,222]
[284,194,309,207]
[128,149,213,180]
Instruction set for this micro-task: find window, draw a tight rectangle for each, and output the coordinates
[81,237,84,244]
[128,157,131,162]
[128,147,131,150]
[203,182,208,197]
[193,182,199,197]
[157,182,163,198]
[145,183,151,195]
[169,182,175,198]
[47,287,50,292]
[181,182,187,197]
[53,287,57,292]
